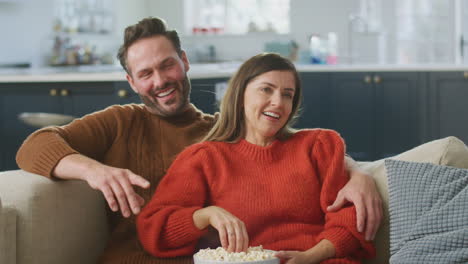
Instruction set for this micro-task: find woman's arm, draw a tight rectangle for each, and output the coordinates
[137,145,210,257]
[312,130,375,259]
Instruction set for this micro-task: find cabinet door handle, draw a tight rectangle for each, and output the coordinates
[118,89,128,98]
[463,72,468,79]
[50,89,58,96]
[373,75,382,83]
[364,75,372,83]
[60,89,69,96]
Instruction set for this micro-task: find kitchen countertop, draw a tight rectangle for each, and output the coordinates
[1,63,468,83]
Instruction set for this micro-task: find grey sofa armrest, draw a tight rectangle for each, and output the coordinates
[0,170,109,264]
[0,198,17,264]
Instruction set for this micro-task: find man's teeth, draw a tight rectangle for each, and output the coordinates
[263,111,280,119]
[156,88,175,97]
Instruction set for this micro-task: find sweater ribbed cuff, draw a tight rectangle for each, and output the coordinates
[32,141,77,178]
[164,207,206,248]
[317,227,359,258]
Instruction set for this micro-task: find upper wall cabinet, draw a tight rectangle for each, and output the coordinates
[428,72,468,144]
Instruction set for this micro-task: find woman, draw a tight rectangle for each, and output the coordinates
[137,53,375,263]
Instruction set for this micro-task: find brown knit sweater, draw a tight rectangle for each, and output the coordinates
[16,103,216,264]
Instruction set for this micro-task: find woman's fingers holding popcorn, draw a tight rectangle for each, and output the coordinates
[236,220,249,252]
[205,206,249,252]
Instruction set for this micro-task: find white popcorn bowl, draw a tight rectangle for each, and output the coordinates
[193,250,280,264]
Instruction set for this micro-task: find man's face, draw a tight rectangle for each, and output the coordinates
[126,36,191,117]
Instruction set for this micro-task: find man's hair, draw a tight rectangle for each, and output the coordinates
[203,53,302,143]
[117,17,182,74]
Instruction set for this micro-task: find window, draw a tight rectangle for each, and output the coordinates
[184,0,290,35]
[395,0,453,63]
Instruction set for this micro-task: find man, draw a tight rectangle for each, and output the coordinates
[16,17,382,264]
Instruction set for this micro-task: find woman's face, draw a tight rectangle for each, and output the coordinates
[243,70,296,143]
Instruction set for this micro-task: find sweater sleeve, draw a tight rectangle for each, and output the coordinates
[16,105,124,177]
[312,130,375,259]
[136,144,211,257]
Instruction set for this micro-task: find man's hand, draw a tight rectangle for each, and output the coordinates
[53,154,150,218]
[85,164,150,218]
[193,206,249,253]
[327,165,383,241]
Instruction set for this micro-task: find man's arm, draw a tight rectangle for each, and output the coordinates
[16,106,149,217]
[327,155,383,241]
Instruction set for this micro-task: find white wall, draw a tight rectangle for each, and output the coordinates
[114,0,151,41]
[0,0,54,66]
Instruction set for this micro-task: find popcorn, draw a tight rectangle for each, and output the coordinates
[195,246,276,262]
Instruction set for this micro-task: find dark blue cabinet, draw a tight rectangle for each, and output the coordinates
[374,72,422,158]
[0,83,63,170]
[328,72,422,161]
[428,72,468,144]
[328,72,375,160]
[114,82,140,105]
[63,83,117,117]
[0,82,116,170]
[0,78,229,170]
[295,72,329,129]
[190,78,229,114]
[2,71,467,170]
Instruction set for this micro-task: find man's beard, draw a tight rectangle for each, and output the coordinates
[139,75,191,117]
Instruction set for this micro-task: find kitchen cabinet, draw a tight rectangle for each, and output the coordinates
[62,83,117,117]
[328,72,375,161]
[0,78,228,170]
[190,77,229,114]
[328,72,422,161]
[0,83,64,170]
[0,82,116,170]
[295,72,329,129]
[428,72,468,144]
[114,82,140,105]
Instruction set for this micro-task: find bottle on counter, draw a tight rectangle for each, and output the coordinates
[309,34,325,64]
[326,32,338,65]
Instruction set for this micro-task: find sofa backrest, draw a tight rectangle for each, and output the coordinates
[359,136,468,264]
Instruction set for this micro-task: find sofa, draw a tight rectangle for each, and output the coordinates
[1,136,467,264]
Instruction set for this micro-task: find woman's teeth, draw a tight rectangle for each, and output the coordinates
[156,88,175,98]
[263,111,280,119]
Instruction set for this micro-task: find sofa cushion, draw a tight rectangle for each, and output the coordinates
[360,136,468,264]
[386,159,468,263]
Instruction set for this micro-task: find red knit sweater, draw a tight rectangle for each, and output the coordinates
[137,129,375,263]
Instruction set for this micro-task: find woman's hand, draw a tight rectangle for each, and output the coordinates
[193,206,249,252]
[276,251,314,264]
[275,239,335,264]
